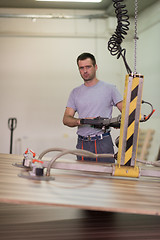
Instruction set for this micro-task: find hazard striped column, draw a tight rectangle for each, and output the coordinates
[117,74,144,167]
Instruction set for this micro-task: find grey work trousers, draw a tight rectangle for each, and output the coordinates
[76,134,115,163]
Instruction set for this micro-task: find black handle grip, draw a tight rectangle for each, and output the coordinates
[8,118,17,154]
[8,118,17,131]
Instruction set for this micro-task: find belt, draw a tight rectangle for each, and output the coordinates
[78,131,110,141]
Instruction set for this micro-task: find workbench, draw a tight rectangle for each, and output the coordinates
[1,153,160,239]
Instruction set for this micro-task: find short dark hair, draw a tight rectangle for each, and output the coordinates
[77,52,96,66]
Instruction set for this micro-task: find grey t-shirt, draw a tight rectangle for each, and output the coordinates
[66,80,122,137]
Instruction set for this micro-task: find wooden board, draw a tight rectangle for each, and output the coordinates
[1,153,160,216]
[1,203,160,240]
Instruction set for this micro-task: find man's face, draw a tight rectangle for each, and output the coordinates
[78,58,97,82]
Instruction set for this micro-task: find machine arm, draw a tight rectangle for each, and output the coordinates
[80,115,121,131]
[80,99,155,131]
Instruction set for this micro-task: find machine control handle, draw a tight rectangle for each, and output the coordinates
[8,118,17,154]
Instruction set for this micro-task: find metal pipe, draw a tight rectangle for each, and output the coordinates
[0,13,108,20]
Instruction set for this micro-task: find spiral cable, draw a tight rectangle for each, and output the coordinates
[108,0,132,74]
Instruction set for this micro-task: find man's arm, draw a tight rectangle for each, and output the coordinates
[63,107,81,127]
[116,101,123,112]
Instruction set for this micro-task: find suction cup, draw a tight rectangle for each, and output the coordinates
[18,171,54,181]
[13,163,27,168]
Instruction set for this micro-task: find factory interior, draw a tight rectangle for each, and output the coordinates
[0,0,160,239]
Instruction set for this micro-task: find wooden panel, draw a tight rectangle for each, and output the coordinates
[1,153,160,215]
[1,203,160,240]
[137,129,155,160]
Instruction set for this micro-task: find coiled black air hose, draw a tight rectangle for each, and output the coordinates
[108,0,132,74]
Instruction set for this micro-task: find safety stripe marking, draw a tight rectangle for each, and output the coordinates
[131,85,139,102]
[126,134,134,151]
[124,80,139,165]
[129,97,137,115]
[125,146,133,164]
[125,159,131,166]
[127,121,135,139]
[128,109,136,127]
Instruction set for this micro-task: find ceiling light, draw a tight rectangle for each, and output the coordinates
[36,0,102,2]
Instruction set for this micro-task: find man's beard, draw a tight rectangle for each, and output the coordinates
[83,78,92,82]
[82,73,95,82]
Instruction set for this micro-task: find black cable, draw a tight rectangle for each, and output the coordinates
[108,0,132,74]
[141,100,155,122]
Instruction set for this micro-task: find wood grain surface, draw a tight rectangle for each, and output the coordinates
[1,153,160,216]
[1,203,160,240]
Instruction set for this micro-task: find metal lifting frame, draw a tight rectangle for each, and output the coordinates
[114,73,143,177]
[41,74,149,179]
[16,73,160,180]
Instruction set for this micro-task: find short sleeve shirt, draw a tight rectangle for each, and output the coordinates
[66,81,122,137]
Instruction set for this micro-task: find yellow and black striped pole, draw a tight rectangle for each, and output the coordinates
[114,74,144,178]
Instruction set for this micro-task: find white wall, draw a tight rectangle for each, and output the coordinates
[0,8,124,155]
[136,2,160,161]
[0,3,159,160]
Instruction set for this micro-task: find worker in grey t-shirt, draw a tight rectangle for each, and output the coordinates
[63,52,122,163]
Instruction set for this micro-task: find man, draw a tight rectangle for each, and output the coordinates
[63,52,122,163]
